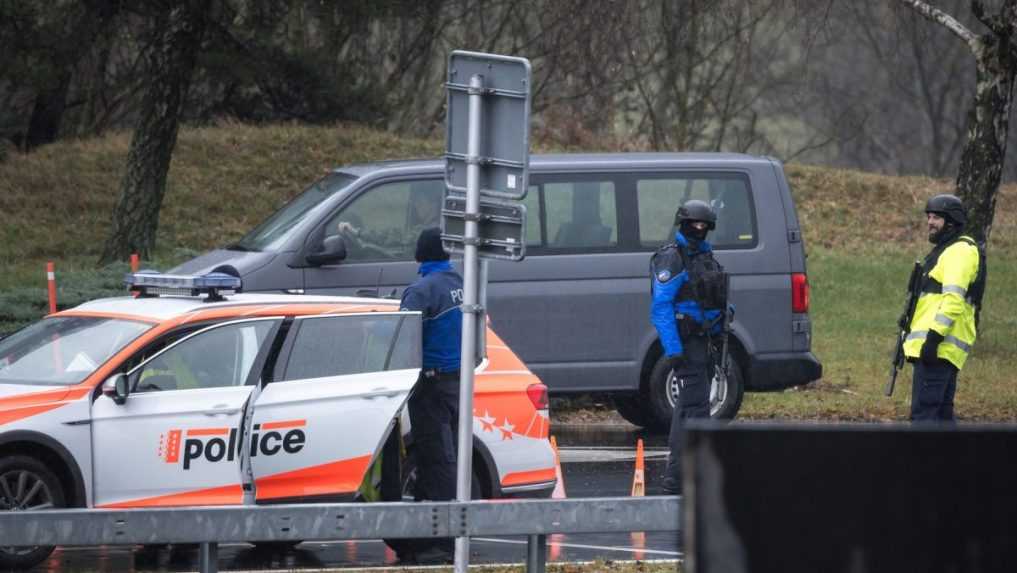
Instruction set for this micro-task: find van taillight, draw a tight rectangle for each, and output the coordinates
[792,273,809,313]
[527,383,549,410]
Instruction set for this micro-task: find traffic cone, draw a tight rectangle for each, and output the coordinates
[631,438,647,550]
[550,435,566,499]
[630,438,645,497]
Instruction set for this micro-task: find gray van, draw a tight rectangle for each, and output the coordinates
[173,153,821,429]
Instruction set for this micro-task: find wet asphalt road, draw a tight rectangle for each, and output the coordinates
[26,425,680,572]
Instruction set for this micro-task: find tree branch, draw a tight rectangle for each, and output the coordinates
[896,0,979,52]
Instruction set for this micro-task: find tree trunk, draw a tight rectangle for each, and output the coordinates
[955,36,1015,245]
[100,1,208,263]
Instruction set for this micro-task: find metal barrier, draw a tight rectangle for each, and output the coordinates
[0,496,680,573]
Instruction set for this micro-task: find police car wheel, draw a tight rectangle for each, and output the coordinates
[646,353,745,431]
[0,456,66,570]
[400,455,482,501]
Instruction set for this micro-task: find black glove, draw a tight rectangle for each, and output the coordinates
[920,331,944,364]
[668,354,685,373]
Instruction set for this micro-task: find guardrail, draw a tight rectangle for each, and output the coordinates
[0,496,680,573]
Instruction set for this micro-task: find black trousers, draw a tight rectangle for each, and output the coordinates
[664,333,710,490]
[910,359,958,422]
[402,371,460,555]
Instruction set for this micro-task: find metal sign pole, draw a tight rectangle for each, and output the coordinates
[478,259,488,362]
[454,72,484,572]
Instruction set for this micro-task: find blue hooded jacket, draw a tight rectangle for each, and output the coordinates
[400,261,464,372]
[650,231,723,357]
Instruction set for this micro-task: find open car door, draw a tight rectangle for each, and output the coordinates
[247,312,421,502]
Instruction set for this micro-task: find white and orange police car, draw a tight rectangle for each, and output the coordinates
[0,272,555,569]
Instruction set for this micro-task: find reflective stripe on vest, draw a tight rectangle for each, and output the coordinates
[934,313,954,327]
[906,330,972,353]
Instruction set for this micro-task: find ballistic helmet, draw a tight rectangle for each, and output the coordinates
[675,199,717,230]
[925,194,966,226]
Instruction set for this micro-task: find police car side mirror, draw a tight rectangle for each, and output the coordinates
[306,235,347,266]
[102,373,130,405]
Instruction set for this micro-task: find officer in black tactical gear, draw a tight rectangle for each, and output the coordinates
[650,199,727,495]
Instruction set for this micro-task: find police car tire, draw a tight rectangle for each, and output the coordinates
[0,456,66,570]
[400,455,482,501]
[646,353,745,431]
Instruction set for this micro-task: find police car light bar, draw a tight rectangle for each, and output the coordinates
[125,272,242,302]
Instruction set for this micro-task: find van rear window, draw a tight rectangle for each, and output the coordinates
[637,174,756,249]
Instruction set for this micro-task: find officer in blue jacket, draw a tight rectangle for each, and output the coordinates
[650,200,724,495]
[397,227,464,561]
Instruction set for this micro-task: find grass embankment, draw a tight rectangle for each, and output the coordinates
[0,122,1014,420]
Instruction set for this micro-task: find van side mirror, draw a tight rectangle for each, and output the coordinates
[102,373,130,405]
[306,235,347,266]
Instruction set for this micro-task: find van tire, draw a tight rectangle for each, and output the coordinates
[646,351,745,431]
[0,456,66,570]
[614,393,653,427]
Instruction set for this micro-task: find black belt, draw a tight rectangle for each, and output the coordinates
[423,368,460,381]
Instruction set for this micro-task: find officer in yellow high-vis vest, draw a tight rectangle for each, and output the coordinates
[903,194,986,422]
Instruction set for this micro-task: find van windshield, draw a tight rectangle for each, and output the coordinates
[231,173,357,252]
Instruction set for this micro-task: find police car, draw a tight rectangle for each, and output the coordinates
[0,273,555,569]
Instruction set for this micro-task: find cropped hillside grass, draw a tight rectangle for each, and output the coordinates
[0,122,1014,420]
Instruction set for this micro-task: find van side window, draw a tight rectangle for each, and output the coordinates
[325,179,444,261]
[637,175,756,249]
[542,181,618,249]
[522,185,543,247]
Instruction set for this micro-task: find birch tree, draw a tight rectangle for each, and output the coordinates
[899,0,1017,244]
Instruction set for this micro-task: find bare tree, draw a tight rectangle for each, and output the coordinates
[899,0,1016,244]
[100,1,210,262]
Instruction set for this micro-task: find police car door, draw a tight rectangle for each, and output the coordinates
[90,318,282,508]
[247,312,421,502]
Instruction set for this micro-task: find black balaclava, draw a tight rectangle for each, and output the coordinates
[415,227,450,263]
[679,220,709,245]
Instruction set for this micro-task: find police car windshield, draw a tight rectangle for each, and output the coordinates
[231,173,357,252]
[0,317,151,386]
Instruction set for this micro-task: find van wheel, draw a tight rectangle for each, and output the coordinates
[614,393,653,427]
[646,352,745,431]
[0,456,66,570]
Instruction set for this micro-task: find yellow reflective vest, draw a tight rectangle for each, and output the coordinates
[903,236,982,370]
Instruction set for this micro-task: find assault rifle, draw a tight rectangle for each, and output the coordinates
[886,261,923,396]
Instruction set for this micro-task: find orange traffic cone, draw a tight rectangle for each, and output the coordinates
[550,435,567,499]
[631,438,647,549]
[630,438,645,497]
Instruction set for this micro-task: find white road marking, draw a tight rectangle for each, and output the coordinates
[472,536,683,557]
[558,447,669,463]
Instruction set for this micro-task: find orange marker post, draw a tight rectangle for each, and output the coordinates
[130,253,140,272]
[630,438,645,497]
[630,438,647,550]
[550,435,566,499]
[46,262,57,314]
